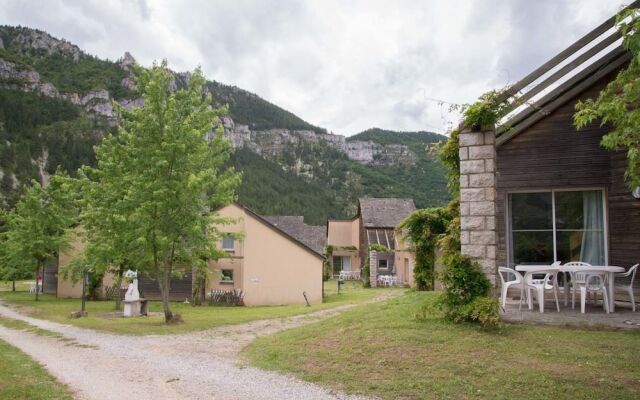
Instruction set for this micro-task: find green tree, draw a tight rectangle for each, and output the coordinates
[0,215,32,291]
[574,7,640,189]
[84,61,240,322]
[1,174,76,300]
[398,207,450,291]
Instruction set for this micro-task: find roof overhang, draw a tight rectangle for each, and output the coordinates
[494,1,638,147]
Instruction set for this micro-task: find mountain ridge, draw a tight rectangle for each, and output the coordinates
[0,25,449,223]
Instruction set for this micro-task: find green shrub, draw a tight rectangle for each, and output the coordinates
[467,296,501,327]
[435,252,500,327]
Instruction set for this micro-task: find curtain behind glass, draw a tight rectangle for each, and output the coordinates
[342,256,351,271]
[580,191,605,265]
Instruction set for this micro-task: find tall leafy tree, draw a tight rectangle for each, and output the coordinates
[83,61,240,322]
[1,174,76,300]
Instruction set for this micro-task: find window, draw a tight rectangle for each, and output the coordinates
[509,189,606,267]
[222,235,234,252]
[342,256,351,272]
[379,259,388,270]
[220,269,234,283]
[332,256,351,275]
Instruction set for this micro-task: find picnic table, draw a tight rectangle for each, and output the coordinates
[516,264,625,311]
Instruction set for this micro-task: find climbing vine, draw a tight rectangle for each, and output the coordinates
[460,89,513,131]
[398,208,450,290]
[574,7,640,190]
[409,88,513,326]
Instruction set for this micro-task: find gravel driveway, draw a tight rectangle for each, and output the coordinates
[0,300,377,400]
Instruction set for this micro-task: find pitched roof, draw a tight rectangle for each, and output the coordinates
[358,198,416,228]
[263,215,326,255]
[230,204,324,259]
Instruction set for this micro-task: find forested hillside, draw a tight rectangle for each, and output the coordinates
[0,25,450,223]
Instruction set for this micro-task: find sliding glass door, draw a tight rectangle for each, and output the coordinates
[508,189,606,267]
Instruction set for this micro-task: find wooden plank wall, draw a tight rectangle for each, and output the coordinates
[43,258,58,295]
[138,269,193,301]
[496,70,640,297]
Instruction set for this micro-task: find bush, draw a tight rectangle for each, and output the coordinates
[435,252,500,327]
[467,296,501,327]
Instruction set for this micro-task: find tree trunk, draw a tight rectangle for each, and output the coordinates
[114,263,126,310]
[159,263,173,322]
[35,260,41,301]
[114,275,123,311]
[12,280,15,292]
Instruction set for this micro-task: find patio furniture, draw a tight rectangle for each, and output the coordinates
[523,269,560,313]
[498,267,525,309]
[563,261,592,308]
[561,265,625,312]
[29,282,42,294]
[572,271,609,314]
[614,264,638,312]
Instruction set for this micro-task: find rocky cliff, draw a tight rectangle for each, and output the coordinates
[0,25,449,222]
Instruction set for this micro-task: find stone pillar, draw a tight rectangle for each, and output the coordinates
[369,251,378,288]
[459,129,497,286]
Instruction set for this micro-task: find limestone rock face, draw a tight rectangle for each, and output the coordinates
[0,58,60,97]
[0,58,40,84]
[120,51,136,70]
[13,29,82,61]
[119,98,144,110]
[220,116,417,167]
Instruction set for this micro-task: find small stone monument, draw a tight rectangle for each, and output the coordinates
[123,270,144,317]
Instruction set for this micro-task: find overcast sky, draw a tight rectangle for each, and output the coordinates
[0,0,630,135]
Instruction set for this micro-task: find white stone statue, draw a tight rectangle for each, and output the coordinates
[123,270,141,317]
[124,278,140,302]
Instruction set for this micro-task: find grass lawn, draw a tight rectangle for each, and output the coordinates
[244,291,640,400]
[0,280,400,335]
[0,339,73,400]
[0,280,35,292]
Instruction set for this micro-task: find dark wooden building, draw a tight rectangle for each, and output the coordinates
[491,8,640,297]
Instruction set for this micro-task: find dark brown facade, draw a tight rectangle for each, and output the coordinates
[138,270,193,301]
[496,71,640,294]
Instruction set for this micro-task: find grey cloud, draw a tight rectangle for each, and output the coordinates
[0,0,629,135]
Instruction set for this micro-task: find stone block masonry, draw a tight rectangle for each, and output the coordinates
[459,129,497,286]
[369,251,378,288]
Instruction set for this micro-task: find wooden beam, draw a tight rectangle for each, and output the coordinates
[496,51,630,147]
[498,0,639,102]
[500,46,626,134]
[514,30,622,107]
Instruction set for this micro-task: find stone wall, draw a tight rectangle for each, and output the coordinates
[369,251,378,288]
[459,129,497,286]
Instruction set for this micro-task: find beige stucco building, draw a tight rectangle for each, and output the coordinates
[53,203,324,306]
[206,203,324,305]
[326,198,416,287]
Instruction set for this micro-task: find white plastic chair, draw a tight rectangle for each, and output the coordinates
[614,264,638,312]
[574,271,609,314]
[564,261,592,308]
[498,267,525,309]
[524,269,560,313]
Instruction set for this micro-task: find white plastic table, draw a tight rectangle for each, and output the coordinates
[515,265,625,312]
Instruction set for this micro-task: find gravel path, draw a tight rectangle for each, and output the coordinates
[0,295,394,400]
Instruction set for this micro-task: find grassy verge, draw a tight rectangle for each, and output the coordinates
[0,280,35,292]
[244,291,640,400]
[0,339,74,400]
[0,280,400,335]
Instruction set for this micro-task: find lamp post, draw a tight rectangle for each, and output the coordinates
[80,269,89,316]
